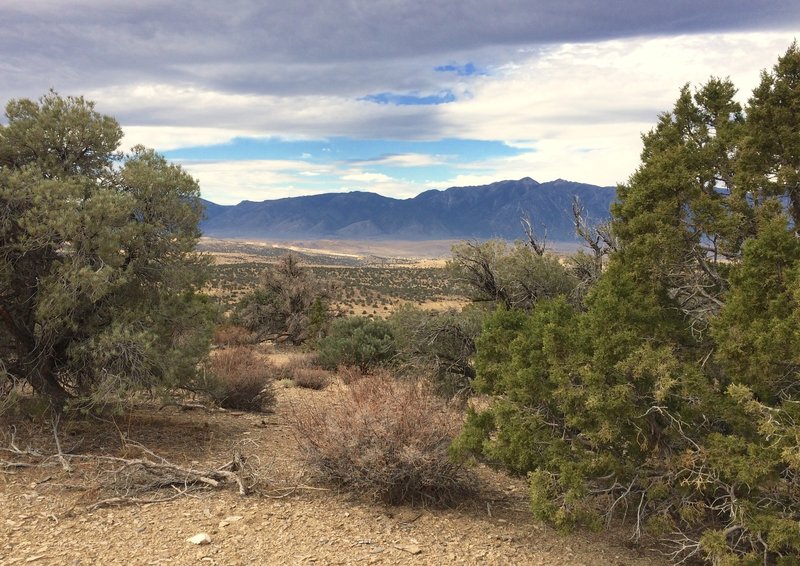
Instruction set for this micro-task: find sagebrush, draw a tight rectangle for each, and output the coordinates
[292,372,474,505]
[203,347,275,412]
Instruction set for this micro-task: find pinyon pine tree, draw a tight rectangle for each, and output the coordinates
[0,92,215,411]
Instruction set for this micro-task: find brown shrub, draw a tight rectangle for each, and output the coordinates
[291,368,329,390]
[291,374,475,505]
[267,352,319,382]
[213,324,256,347]
[336,364,368,384]
[205,346,275,412]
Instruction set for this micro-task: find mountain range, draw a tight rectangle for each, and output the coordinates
[200,177,616,243]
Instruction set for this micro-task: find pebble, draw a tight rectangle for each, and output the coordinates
[187,533,212,545]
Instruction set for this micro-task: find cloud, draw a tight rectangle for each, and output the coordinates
[2,1,797,101]
[340,171,396,183]
[350,153,450,167]
[1,1,798,205]
[127,31,797,203]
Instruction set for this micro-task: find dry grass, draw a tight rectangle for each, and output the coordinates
[213,324,257,347]
[336,364,369,384]
[291,368,330,390]
[291,373,475,505]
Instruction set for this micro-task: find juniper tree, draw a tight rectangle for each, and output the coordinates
[456,44,800,564]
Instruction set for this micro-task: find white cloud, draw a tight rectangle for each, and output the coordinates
[428,32,794,187]
[340,171,396,183]
[121,126,251,152]
[351,153,451,167]
[91,31,799,202]
[180,159,330,204]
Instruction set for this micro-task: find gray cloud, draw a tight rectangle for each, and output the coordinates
[2,0,798,102]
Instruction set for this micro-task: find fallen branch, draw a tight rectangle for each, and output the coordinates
[51,415,72,472]
[89,445,251,499]
[88,485,193,511]
[1,431,255,507]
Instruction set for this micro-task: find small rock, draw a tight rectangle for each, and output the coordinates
[393,544,422,555]
[187,533,212,545]
[219,515,244,527]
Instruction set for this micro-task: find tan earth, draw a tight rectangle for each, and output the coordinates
[1,352,668,566]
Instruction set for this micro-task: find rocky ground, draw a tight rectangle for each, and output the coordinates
[1,362,668,566]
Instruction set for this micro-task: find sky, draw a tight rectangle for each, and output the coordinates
[1,1,799,205]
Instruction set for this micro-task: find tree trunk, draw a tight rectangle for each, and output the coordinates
[24,352,70,411]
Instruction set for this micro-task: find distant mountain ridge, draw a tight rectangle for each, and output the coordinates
[200,177,616,243]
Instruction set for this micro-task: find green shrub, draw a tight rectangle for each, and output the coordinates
[389,304,486,398]
[316,317,397,372]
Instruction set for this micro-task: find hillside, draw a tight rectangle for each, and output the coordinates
[200,178,616,243]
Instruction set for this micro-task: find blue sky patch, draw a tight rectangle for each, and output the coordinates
[163,137,522,164]
[435,62,485,76]
[163,136,525,201]
[360,90,456,105]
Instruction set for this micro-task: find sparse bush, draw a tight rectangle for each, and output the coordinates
[213,324,256,347]
[291,368,329,390]
[390,304,487,398]
[336,364,368,384]
[448,239,579,310]
[317,317,397,372]
[291,373,475,505]
[233,254,335,345]
[202,347,275,412]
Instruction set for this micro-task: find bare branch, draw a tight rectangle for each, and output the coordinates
[520,211,547,256]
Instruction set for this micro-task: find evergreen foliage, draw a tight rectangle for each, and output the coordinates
[317,316,397,372]
[448,239,580,310]
[233,253,335,345]
[389,303,486,397]
[0,92,214,411]
[455,44,800,564]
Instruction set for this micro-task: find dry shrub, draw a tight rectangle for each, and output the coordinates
[336,364,368,384]
[213,324,256,347]
[291,373,475,505]
[206,346,275,412]
[291,368,329,390]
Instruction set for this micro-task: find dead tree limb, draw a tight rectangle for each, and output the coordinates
[520,211,547,256]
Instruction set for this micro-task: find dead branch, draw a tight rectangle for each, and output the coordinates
[1,429,255,507]
[89,447,250,498]
[572,196,618,256]
[88,486,193,511]
[51,415,72,472]
[520,211,547,256]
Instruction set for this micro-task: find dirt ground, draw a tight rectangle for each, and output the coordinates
[1,358,668,565]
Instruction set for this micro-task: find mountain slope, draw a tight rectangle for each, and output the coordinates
[200,178,616,242]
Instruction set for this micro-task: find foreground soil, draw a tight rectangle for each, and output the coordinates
[1,368,667,565]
